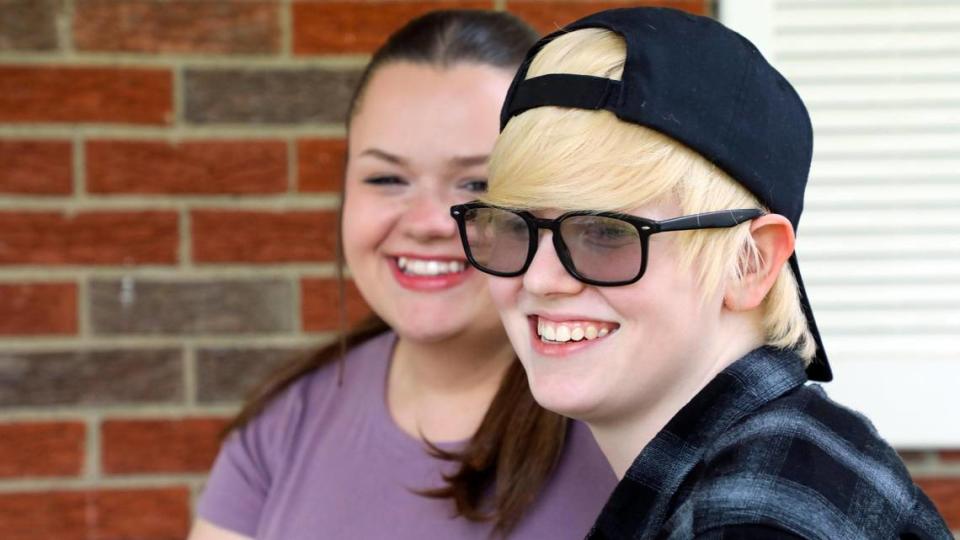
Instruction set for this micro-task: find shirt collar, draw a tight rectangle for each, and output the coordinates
[591,347,809,539]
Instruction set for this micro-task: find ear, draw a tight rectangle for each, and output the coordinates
[723,214,795,312]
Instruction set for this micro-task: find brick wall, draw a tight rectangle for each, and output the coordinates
[0,1,956,538]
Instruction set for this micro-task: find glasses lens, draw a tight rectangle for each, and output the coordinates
[560,215,643,283]
[462,207,530,274]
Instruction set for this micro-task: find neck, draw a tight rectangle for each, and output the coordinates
[388,327,515,443]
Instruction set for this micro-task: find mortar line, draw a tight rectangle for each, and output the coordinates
[173,62,185,127]
[288,136,299,193]
[291,273,304,335]
[0,332,334,351]
[76,275,90,338]
[61,0,75,56]
[0,52,370,68]
[0,264,339,281]
[183,346,198,408]
[84,411,101,481]
[907,462,960,477]
[72,133,85,199]
[0,195,341,211]
[0,125,347,139]
[280,0,294,58]
[0,475,209,493]
[0,405,242,421]
[189,478,206,515]
[179,206,193,268]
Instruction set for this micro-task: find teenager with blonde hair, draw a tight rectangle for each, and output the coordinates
[453,8,951,538]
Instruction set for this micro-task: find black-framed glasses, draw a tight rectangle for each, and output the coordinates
[450,202,764,286]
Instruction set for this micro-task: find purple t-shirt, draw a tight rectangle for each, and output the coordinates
[198,332,617,539]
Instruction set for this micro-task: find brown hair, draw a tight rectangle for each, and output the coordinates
[225,10,569,537]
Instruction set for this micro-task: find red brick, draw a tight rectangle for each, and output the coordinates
[74,0,280,54]
[101,417,227,474]
[0,66,171,125]
[917,478,960,530]
[0,422,85,478]
[940,451,960,462]
[192,210,337,263]
[298,138,346,193]
[86,140,287,194]
[293,1,492,54]
[0,211,179,265]
[0,488,189,540]
[302,277,372,331]
[508,1,709,34]
[0,283,77,336]
[0,140,72,195]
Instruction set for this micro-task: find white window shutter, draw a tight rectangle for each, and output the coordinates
[722,0,960,446]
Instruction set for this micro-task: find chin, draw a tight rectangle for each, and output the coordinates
[524,367,605,421]
[391,319,464,343]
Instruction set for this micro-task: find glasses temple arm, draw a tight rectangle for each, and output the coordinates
[655,209,765,232]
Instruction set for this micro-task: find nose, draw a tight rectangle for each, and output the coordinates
[522,230,586,297]
[402,189,458,242]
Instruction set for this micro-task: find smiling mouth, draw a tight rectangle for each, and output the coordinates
[395,256,467,277]
[533,316,619,344]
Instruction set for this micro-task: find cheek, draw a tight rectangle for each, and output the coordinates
[341,191,395,264]
[486,276,521,312]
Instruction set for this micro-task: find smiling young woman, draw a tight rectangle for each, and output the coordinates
[187,10,615,540]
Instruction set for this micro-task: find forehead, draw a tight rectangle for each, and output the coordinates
[348,62,513,162]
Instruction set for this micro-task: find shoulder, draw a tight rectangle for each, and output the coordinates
[236,331,396,449]
[687,385,943,538]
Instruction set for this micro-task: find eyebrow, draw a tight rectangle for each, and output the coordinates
[357,148,489,168]
[450,154,490,167]
[358,148,406,166]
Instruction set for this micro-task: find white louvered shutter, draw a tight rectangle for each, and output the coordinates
[721,0,960,446]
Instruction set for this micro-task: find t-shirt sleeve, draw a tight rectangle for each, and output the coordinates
[197,386,303,536]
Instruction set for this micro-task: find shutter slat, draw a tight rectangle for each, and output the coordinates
[776,6,960,27]
[810,159,960,180]
[802,259,960,283]
[780,57,960,79]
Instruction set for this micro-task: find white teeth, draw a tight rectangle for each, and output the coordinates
[542,324,556,341]
[536,317,614,343]
[397,257,465,276]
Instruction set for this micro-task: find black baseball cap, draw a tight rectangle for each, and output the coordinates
[500,7,832,381]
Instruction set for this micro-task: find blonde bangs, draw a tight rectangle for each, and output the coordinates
[486,110,686,212]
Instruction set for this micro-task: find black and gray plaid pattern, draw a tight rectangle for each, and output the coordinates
[587,347,951,539]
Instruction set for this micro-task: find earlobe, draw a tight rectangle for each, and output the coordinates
[724,215,795,312]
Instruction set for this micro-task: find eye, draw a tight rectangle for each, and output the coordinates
[460,178,488,193]
[563,217,638,249]
[363,175,407,186]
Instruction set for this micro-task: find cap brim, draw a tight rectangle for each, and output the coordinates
[789,254,832,382]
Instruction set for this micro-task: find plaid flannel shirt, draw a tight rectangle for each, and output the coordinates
[587,347,951,540]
